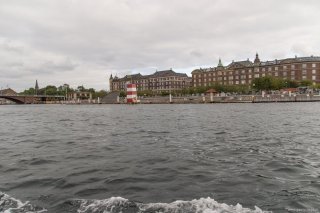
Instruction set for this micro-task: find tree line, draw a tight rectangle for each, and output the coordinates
[20,85,107,99]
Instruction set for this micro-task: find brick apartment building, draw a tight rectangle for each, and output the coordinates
[192,54,320,88]
[109,69,192,93]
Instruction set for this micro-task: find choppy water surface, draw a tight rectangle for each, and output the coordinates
[0,103,320,213]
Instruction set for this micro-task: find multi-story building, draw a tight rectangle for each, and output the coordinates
[109,69,191,93]
[192,54,320,87]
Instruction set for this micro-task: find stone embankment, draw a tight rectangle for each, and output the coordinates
[104,94,320,104]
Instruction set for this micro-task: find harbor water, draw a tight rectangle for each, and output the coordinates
[0,104,319,212]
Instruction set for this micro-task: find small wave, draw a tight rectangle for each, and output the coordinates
[0,192,266,213]
[77,197,266,213]
[0,192,46,213]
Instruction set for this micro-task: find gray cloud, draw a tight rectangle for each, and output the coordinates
[0,0,320,91]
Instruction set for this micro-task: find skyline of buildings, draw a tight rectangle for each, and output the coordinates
[192,54,320,88]
[109,54,320,92]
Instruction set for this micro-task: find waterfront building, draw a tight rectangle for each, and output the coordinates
[66,91,92,101]
[109,69,191,93]
[192,54,320,88]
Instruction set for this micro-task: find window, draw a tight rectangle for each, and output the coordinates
[248,75,252,79]
[254,74,260,78]
[283,66,287,70]
[235,81,239,85]
[275,72,278,77]
[262,73,265,77]
[283,72,287,76]
[291,71,295,76]
[291,65,295,69]
[302,70,307,75]
[312,76,316,80]
[312,63,316,68]
[235,76,239,80]
[275,67,279,71]
[302,64,307,68]
[248,69,252,73]
[302,76,307,80]
[268,67,272,71]
[229,76,234,80]
[291,76,295,80]
[241,70,245,74]
[262,68,265,72]
[312,70,316,74]
[241,80,246,84]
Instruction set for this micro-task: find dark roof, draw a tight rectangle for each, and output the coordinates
[261,56,320,66]
[227,59,254,68]
[0,88,17,95]
[193,55,320,73]
[150,70,188,78]
[112,70,188,81]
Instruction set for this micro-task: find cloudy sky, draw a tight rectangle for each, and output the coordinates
[1,0,320,91]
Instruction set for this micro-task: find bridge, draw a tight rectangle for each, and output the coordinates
[0,95,65,104]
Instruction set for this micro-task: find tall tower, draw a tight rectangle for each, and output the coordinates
[35,80,39,95]
[109,74,113,92]
[254,53,260,64]
[217,58,224,70]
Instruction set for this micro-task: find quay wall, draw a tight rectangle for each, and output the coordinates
[112,94,320,104]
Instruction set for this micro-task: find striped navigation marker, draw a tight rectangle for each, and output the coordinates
[126,83,138,103]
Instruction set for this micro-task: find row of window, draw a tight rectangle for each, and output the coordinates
[193,76,317,87]
[194,69,318,78]
[195,73,317,82]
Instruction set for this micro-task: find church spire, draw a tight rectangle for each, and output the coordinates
[35,80,39,95]
[254,52,260,64]
[218,58,223,67]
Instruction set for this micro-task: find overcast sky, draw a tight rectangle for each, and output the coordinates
[1,0,320,91]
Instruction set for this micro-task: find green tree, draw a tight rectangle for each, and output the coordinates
[20,88,35,95]
[44,85,58,95]
[300,80,312,87]
[284,80,299,88]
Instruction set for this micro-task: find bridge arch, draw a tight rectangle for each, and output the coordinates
[0,96,25,104]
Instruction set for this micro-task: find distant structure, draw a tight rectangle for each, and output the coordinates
[35,80,39,95]
[0,88,18,104]
[109,69,191,94]
[192,54,320,87]
[0,88,17,96]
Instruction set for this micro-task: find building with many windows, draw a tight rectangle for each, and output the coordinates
[192,54,320,88]
[109,69,191,93]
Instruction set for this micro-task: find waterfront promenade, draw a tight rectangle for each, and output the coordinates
[108,94,320,104]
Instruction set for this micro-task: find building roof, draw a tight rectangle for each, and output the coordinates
[0,88,17,96]
[112,69,188,81]
[192,55,320,73]
[227,60,254,68]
